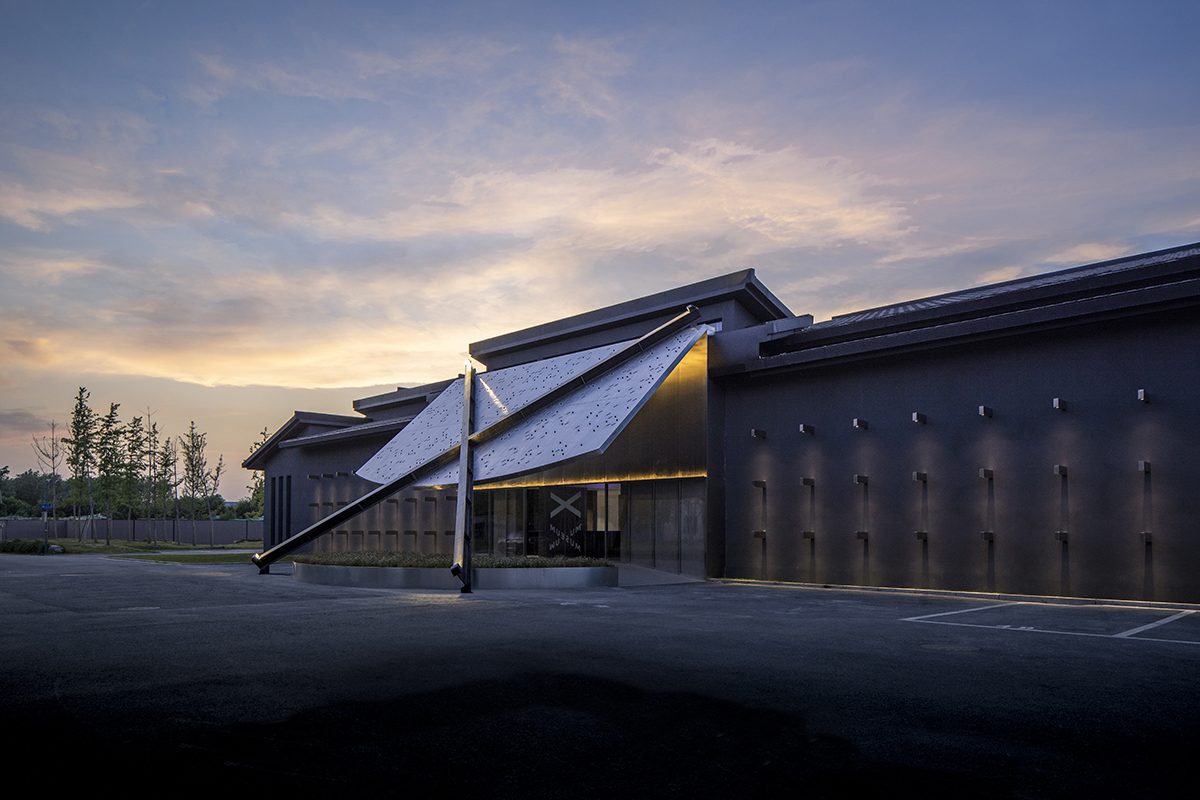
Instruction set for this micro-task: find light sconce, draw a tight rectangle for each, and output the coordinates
[1053,464,1068,477]
[751,428,767,439]
[1052,397,1067,411]
[978,405,993,418]
[979,468,994,480]
[799,423,815,435]
[911,412,927,424]
[1137,388,1148,403]
[752,480,767,489]
[852,418,868,430]
[1137,460,1151,473]
[912,471,927,483]
[853,474,868,485]
[752,530,767,539]
[801,477,815,487]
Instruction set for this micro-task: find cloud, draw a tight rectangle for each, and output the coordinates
[0,183,142,230]
[1043,242,1134,265]
[0,408,47,451]
[538,35,633,120]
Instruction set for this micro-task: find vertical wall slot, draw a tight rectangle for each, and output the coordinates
[801,477,817,582]
[854,474,870,582]
[980,467,996,591]
[1056,465,1071,594]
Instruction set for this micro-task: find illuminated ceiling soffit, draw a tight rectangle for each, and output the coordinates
[356,326,706,487]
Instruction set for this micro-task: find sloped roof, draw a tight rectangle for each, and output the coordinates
[357,325,707,486]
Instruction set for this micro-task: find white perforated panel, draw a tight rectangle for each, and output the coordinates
[416,326,705,486]
[356,337,632,484]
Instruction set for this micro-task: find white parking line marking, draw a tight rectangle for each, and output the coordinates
[904,618,1200,645]
[901,602,1016,622]
[1113,610,1195,638]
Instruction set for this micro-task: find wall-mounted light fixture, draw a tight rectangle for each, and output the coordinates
[798,423,815,435]
[752,480,767,489]
[915,531,928,541]
[1137,460,1151,473]
[802,530,815,539]
[801,477,815,487]
[856,530,869,540]
[852,418,868,430]
[1137,388,1148,403]
[1053,464,1068,477]
[979,468,994,480]
[912,471,927,483]
[978,405,993,418]
[750,428,767,439]
[853,474,868,485]
[980,530,995,541]
[1054,530,1069,541]
[1052,397,1066,411]
[752,530,767,539]
[911,412,927,424]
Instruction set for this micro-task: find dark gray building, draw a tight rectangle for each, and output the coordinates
[246,242,1200,602]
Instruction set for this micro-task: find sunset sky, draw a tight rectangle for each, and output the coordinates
[2,0,1198,497]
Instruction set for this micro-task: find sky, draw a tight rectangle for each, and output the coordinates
[1,0,1198,498]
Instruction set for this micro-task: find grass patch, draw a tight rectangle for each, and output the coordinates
[113,553,257,565]
[0,538,262,556]
[292,551,610,569]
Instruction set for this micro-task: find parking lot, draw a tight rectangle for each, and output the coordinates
[2,554,1198,797]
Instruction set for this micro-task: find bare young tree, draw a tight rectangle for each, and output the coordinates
[206,454,225,546]
[31,420,64,524]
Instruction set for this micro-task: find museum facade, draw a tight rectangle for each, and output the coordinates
[246,242,1200,602]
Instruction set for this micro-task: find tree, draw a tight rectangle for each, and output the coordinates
[245,427,269,518]
[122,415,146,527]
[205,454,225,546]
[180,421,208,544]
[31,420,64,522]
[156,436,180,542]
[62,387,97,538]
[96,403,123,545]
[145,414,160,542]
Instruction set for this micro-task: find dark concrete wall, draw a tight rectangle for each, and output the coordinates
[720,308,1200,602]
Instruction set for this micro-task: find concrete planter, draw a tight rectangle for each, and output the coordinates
[293,562,617,590]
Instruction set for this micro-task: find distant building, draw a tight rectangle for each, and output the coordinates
[246,242,1200,602]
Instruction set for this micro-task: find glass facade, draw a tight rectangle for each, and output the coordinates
[476,483,623,560]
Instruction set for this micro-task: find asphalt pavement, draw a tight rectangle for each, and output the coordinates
[2,553,1197,798]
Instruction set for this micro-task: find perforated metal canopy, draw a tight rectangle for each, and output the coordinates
[356,326,706,487]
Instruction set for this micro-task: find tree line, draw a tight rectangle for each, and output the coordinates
[1,387,268,543]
